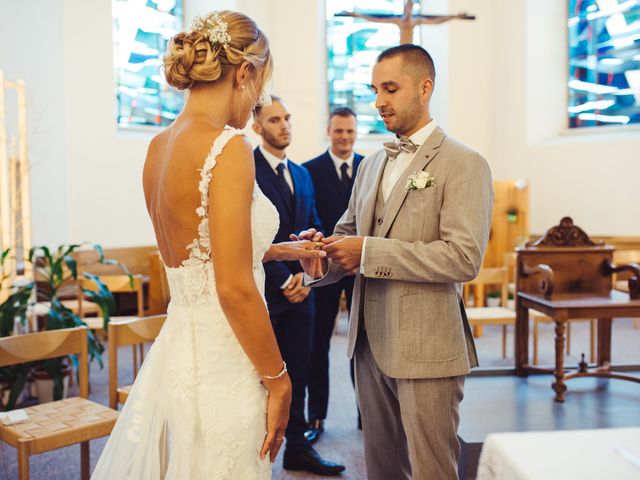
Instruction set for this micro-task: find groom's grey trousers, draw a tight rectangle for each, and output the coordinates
[355,328,465,480]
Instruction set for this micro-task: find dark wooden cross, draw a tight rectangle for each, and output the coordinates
[336,0,475,45]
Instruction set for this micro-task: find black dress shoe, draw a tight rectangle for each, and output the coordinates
[304,419,324,444]
[283,446,346,476]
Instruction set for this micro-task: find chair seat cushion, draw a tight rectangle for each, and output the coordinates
[0,397,117,454]
[465,307,515,325]
[61,299,100,315]
[84,316,138,330]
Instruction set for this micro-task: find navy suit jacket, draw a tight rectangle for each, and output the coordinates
[303,150,364,235]
[254,147,323,316]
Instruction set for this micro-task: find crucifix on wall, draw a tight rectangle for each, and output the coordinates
[336,0,475,45]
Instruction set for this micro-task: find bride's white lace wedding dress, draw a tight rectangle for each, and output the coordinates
[92,128,279,479]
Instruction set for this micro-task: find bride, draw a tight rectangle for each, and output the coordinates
[91,10,325,479]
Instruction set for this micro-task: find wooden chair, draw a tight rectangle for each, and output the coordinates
[465,267,514,358]
[79,274,146,376]
[32,264,99,323]
[0,327,117,479]
[504,252,594,364]
[147,251,170,315]
[515,217,640,401]
[108,315,166,409]
[613,250,640,328]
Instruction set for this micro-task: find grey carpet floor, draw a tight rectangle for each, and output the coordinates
[0,315,638,479]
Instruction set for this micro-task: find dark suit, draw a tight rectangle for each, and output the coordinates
[254,147,322,451]
[303,150,363,422]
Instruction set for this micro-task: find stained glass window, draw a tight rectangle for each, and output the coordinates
[327,0,421,135]
[112,0,184,128]
[568,0,640,128]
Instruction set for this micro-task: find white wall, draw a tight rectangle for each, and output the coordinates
[0,0,69,247]
[61,0,155,247]
[449,0,640,236]
[1,0,638,248]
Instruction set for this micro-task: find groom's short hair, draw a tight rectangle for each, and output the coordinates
[377,44,436,84]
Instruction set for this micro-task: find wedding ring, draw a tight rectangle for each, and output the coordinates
[315,242,323,248]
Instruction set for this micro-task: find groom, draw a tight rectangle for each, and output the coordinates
[300,45,493,479]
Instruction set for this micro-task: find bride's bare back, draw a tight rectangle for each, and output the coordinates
[143,118,226,268]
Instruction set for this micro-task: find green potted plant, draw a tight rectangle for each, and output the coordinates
[486,290,502,307]
[28,244,124,402]
[0,248,35,409]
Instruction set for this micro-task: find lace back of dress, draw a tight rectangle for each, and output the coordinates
[183,128,239,267]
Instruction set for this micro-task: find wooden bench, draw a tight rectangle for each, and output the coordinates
[74,246,169,316]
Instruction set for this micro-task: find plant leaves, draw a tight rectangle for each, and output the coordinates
[63,255,78,280]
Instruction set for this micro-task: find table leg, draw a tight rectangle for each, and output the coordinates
[552,316,567,402]
[515,300,530,376]
[596,318,612,367]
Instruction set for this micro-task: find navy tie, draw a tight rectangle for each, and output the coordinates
[340,162,351,193]
[276,162,293,204]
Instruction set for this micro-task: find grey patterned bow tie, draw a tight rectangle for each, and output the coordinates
[383,136,418,160]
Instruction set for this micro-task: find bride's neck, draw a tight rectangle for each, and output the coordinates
[180,81,235,127]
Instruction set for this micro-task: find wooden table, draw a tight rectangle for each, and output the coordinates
[515,290,640,401]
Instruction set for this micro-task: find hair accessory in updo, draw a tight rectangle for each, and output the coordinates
[191,12,231,49]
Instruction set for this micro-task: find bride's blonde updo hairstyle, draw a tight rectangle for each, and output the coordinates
[163,10,272,99]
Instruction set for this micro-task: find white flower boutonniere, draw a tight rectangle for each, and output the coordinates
[405,171,436,191]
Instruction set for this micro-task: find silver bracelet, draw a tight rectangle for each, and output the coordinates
[261,361,287,380]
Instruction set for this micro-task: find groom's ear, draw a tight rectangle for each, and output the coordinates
[420,77,434,101]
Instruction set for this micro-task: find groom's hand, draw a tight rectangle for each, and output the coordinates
[322,235,364,271]
[291,228,324,243]
[290,230,327,278]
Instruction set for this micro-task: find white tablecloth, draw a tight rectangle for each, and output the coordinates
[476,428,640,480]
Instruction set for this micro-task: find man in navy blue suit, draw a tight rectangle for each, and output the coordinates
[253,96,345,476]
[302,108,364,443]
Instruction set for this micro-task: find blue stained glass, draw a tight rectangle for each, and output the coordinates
[567,0,640,128]
[327,0,421,135]
[113,0,184,128]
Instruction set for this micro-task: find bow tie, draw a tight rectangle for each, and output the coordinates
[383,136,418,161]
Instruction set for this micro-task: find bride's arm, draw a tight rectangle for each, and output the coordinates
[262,240,326,262]
[208,134,291,460]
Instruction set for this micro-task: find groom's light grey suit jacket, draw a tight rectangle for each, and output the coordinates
[312,126,493,379]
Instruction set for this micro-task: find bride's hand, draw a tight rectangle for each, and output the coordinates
[263,240,326,262]
[261,374,292,462]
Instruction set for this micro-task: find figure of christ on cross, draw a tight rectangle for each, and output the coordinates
[336,0,475,45]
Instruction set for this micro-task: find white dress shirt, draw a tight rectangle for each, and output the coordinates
[381,120,437,202]
[360,120,438,272]
[259,145,294,289]
[328,149,355,180]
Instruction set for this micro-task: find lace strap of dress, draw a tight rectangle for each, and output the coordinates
[185,128,240,265]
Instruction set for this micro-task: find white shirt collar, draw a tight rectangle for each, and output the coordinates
[328,149,354,173]
[405,119,438,147]
[259,145,288,172]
